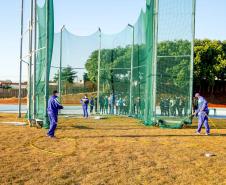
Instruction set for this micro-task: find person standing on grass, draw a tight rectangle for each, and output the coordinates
[47,90,64,138]
[104,96,109,114]
[109,93,115,114]
[99,96,104,114]
[80,95,89,118]
[90,96,94,114]
[193,93,210,135]
[94,96,98,113]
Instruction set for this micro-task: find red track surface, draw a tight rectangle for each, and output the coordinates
[0,98,226,108]
[208,104,226,108]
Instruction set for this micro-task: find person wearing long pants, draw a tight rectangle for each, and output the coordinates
[193,93,210,135]
[90,97,94,114]
[81,95,89,118]
[197,112,210,134]
[47,90,64,138]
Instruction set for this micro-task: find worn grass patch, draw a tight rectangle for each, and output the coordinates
[0,113,226,185]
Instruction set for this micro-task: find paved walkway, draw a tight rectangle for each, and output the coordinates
[0,104,226,119]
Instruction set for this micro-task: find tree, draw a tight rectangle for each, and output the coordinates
[194,39,226,94]
[85,46,132,94]
[54,66,77,84]
[85,39,226,97]
[157,40,191,95]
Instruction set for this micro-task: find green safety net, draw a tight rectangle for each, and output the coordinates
[98,3,154,124]
[34,0,54,125]
[51,29,100,105]
[155,0,194,128]
[30,0,194,128]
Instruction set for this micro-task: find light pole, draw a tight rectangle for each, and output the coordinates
[59,25,65,103]
[189,0,196,116]
[128,24,134,116]
[97,27,101,114]
[152,0,159,123]
[18,0,24,118]
[28,0,34,121]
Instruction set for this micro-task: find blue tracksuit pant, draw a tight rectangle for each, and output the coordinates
[47,112,58,137]
[197,112,210,134]
[83,105,88,118]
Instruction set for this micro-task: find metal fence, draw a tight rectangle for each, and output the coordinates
[0,88,27,98]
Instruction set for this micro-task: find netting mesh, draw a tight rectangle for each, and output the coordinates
[30,0,194,128]
[155,0,194,128]
[31,0,54,124]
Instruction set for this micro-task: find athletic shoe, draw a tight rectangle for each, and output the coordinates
[46,134,56,138]
[205,133,210,136]
[195,132,201,135]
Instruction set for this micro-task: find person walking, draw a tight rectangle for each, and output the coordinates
[193,93,210,135]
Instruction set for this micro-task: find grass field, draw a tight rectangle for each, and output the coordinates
[0,113,226,185]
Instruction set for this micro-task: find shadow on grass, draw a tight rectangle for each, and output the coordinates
[59,134,226,139]
[185,125,226,129]
[58,127,148,131]
[57,125,226,131]
[58,125,94,130]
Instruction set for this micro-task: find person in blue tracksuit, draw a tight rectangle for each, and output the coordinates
[193,93,210,135]
[47,90,64,138]
[80,95,89,118]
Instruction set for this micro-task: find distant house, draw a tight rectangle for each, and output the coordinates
[0,81,27,89]
[11,82,27,89]
[0,80,12,89]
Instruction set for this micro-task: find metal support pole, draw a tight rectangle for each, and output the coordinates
[44,0,50,127]
[28,0,34,121]
[97,28,101,114]
[33,0,37,119]
[59,25,65,103]
[151,0,159,123]
[18,0,24,118]
[128,24,134,116]
[190,0,196,114]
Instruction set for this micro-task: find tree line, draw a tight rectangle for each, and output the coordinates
[54,39,226,97]
[85,39,226,96]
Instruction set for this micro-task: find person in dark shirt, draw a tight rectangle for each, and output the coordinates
[90,96,94,114]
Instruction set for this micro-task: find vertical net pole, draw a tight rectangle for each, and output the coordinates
[189,0,196,115]
[33,0,37,119]
[97,28,101,114]
[59,25,65,103]
[28,0,34,121]
[18,0,24,118]
[128,24,134,116]
[44,0,50,127]
[151,0,159,123]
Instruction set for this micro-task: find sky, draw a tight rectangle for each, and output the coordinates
[0,0,226,82]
